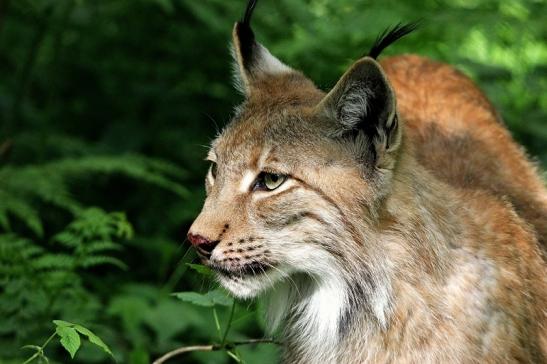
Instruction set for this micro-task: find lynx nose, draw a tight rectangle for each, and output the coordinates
[187,233,219,257]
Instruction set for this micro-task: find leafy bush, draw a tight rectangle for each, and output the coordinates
[0,152,190,361]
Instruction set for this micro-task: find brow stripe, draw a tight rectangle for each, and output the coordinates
[268,184,300,198]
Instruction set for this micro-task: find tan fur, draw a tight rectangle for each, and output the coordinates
[189,45,547,362]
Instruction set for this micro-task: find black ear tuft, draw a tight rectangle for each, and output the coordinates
[242,0,259,26]
[234,25,256,69]
[231,0,292,94]
[234,0,261,73]
[367,21,420,59]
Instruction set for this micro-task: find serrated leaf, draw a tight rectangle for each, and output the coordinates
[172,292,213,307]
[55,326,81,359]
[53,320,114,358]
[206,289,232,306]
[73,324,114,357]
[186,263,214,277]
[172,289,232,307]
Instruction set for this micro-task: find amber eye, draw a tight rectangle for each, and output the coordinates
[209,162,217,179]
[253,172,287,191]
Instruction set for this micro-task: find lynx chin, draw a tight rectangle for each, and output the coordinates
[187,1,547,363]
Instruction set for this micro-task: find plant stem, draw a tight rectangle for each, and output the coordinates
[21,331,56,364]
[41,332,56,349]
[22,352,40,364]
[0,139,12,161]
[212,307,221,340]
[221,300,236,347]
[226,350,241,363]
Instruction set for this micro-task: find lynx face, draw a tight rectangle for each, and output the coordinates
[189,17,400,310]
[191,104,372,298]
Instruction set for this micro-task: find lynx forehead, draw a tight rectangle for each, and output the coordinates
[188,1,547,363]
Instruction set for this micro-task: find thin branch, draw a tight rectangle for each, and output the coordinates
[153,344,215,364]
[0,139,13,159]
[6,4,53,136]
[152,338,279,364]
[231,338,279,346]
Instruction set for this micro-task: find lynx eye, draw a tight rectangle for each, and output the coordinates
[254,172,287,191]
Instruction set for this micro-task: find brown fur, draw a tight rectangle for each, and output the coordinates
[381,55,547,254]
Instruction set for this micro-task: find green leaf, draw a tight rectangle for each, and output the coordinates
[172,289,232,307]
[53,320,114,358]
[53,320,73,327]
[186,263,214,277]
[73,324,114,357]
[55,326,81,359]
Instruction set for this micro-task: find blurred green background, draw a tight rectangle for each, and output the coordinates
[0,0,545,363]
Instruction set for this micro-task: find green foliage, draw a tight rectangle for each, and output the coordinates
[0,207,131,350]
[186,263,215,278]
[0,0,544,363]
[173,289,232,308]
[0,140,189,361]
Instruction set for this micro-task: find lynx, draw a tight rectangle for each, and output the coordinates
[187,1,547,362]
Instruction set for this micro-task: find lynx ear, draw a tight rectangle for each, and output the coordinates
[232,0,292,94]
[317,57,400,167]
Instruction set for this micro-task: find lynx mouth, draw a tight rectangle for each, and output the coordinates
[211,261,272,278]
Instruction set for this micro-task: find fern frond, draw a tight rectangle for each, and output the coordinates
[53,155,190,198]
[0,234,43,273]
[53,231,83,249]
[0,166,82,214]
[31,254,75,270]
[83,241,124,254]
[79,255,127,270]
[67,208,132,241]
[0,190,43,237]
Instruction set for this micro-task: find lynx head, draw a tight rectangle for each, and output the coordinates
[188,0,416,334]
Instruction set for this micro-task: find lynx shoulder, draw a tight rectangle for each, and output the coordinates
[187,1,547,363]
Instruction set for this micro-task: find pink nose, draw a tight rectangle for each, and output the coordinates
[187,233,219,256]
